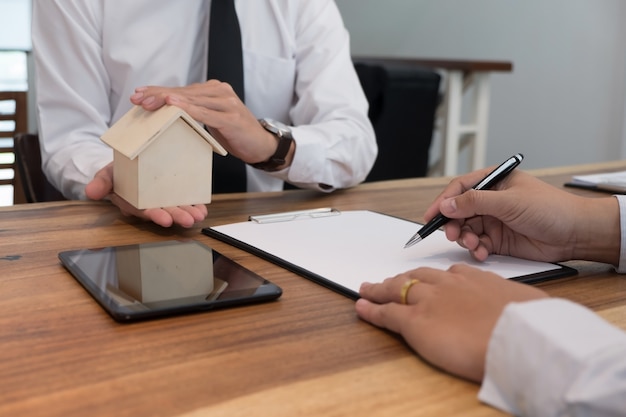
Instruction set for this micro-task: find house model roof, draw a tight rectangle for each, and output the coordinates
[101,105,227,159]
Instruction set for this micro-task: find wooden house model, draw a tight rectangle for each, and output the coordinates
[101,105,227,209]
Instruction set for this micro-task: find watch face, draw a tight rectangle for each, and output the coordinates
[260,118,289,135]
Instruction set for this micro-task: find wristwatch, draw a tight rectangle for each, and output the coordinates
[251,118,294,171]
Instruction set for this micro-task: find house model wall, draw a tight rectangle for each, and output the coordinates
[101,105,227,209]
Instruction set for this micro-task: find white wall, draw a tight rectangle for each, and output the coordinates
[336,0,626,171]
[0,0,31,50]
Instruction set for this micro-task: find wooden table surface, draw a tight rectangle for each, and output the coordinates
[2,161,626,417]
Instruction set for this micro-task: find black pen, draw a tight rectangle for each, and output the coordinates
[404,153,524,248]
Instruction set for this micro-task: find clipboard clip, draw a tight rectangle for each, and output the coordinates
[249,207,341,224]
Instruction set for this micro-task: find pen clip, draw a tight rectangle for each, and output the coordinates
[472,153,523,190]
[249,208,341,224]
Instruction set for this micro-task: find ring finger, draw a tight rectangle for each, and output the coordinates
[359,271,426,304]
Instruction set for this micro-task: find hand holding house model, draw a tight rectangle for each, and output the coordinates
[101,105,228,209]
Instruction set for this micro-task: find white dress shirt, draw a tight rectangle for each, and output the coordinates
[32,0,377,199]
[478,195,626,416]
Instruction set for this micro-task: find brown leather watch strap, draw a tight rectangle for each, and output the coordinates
[251,120,294,171]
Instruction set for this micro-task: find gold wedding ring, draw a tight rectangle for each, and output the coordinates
[400,279,420,305]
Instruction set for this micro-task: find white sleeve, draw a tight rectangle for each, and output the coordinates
[283,1,377,191]
[32,0,113,199]
[478,298,626,416]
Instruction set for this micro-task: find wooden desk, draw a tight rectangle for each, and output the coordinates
[2,161,626,417]
[354,57,513,177]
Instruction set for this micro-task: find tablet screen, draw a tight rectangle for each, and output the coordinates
[59,240,282,322]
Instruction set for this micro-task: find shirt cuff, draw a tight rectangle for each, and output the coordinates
[615,195,626,273]
[478,298,626,416]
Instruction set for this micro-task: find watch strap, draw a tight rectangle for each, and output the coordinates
[252,125,294,172]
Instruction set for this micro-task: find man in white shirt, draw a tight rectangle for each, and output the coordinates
[356,168,626,416]
[31,1,377,227]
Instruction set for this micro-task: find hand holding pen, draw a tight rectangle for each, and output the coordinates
[405,153,524,248]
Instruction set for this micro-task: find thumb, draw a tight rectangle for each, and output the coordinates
[439,189,508,220]
[85,163,114,201]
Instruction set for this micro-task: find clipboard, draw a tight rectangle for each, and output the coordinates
[202,209,577,299]
[564,170,626,194]
[564,182,626,194]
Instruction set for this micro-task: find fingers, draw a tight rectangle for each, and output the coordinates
[166,94,240,130]
[129,82,270,164]
[130,81,236,112]
[144,205,208,228]
[439,189,490,220]
[130,86,168,110]
[359,275,420,305]
[359,268,445,305]
[108,193,207,228]
[425,167,526,230]
[447,219,494,262]
[359,265,497,306]
[354,298,407,334]
[439,170,531,222]
[437,189,504,259]
[167,205,208,226]
[422,168,492,222]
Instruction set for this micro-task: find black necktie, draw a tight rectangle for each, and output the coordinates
[208,0,247,193]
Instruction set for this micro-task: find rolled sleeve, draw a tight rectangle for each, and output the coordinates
[479,298,626,416]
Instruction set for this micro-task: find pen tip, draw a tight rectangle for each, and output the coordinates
[404,236,422,249]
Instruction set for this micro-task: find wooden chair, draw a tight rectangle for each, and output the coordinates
[14,133,65,203]
[0,91,28,204]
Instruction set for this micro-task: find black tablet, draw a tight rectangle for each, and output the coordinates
[58,240,282,322]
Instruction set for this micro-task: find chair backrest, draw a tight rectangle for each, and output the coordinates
[0,91,28,203]
[14,133,66,203]
[354,61,441,182]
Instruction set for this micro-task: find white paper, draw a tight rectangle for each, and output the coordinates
[572,171,626,188]
[210,210,564,294]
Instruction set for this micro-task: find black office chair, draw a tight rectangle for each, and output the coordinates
[354,61,441,181]
[14,133,66,203]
